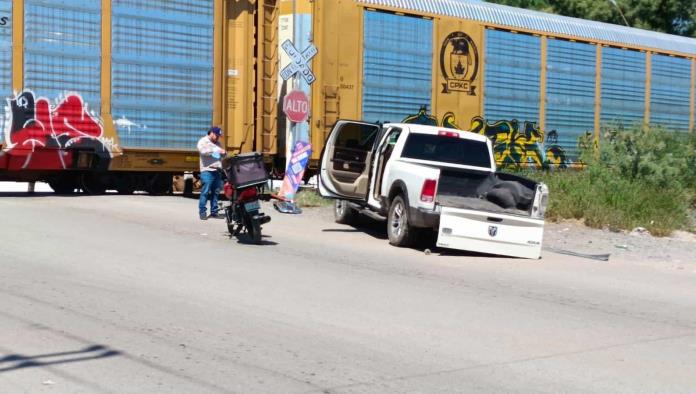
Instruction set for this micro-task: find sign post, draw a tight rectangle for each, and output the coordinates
[280,38,317,175]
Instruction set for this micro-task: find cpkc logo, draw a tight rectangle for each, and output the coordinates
[440,31,479,95]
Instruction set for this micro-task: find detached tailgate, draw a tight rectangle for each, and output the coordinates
[437,208,544,259]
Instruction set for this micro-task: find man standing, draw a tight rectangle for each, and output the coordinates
[197,127,226,220]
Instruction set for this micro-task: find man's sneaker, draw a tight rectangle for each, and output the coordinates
[199,213,208,220]
[210,212,223,219]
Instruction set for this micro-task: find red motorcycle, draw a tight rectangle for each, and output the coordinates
[221,153,272,244]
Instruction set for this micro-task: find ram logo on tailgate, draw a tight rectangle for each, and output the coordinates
[488,226,498,237]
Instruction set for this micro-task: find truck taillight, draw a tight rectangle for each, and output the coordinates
[540,191,549,217]
[438,130,460,138]
[420,179,437,203]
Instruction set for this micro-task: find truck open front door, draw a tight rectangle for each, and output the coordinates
[318,120,381,203]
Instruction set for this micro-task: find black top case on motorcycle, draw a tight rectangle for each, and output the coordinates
[222,152,269,189]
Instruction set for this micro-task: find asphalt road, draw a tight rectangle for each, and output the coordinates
[0,194,694,393]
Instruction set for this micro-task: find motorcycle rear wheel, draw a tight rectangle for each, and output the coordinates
[246,217,262,244]
[225,208,239,235]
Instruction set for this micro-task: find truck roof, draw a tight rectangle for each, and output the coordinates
[384,123,490,144]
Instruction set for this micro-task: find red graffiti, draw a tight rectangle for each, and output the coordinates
[2,91,109,170]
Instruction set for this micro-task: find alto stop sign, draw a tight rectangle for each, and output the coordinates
[283,90,310,123]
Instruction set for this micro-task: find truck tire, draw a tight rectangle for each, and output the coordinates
[334,200,359,225]
[387,195,415,247]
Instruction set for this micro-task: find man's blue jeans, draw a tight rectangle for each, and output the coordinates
[199,170,222,216]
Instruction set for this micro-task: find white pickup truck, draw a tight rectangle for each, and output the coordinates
[318,121,549,259]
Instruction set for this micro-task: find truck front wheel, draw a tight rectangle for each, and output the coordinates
[334,200,359,225]
[388,195,415,247]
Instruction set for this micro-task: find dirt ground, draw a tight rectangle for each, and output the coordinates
[543,219,696,270]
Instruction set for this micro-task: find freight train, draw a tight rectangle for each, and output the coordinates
[1,0,694,193]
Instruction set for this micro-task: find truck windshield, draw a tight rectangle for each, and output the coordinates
[401,133,492,169]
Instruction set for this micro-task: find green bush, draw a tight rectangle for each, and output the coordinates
[588,124,695,194]
[525,124,695,236]
[533,170,690,236]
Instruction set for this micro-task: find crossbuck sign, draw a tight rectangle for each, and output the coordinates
[280,39,317,85]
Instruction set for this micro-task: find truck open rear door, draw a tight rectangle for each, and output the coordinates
[319,121,381,203]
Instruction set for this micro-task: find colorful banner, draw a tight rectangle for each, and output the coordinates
[278,141,312,202]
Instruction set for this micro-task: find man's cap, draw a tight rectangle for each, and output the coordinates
[208,126,223,136]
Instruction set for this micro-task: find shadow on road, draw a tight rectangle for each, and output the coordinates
[230,233,279,246]
[322,218,517,259]
[0,344,121,373]
[0,191,201,199]
[322,217,390,241]
[0,192,73,198]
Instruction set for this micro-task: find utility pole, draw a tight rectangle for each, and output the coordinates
[287,0,298,171]
[608,0,630,27]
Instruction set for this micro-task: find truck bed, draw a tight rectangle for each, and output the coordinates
[435,169,537,217]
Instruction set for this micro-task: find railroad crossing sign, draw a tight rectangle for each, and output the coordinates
[280,39,317,85]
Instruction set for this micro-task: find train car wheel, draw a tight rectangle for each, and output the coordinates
[80,173,107,195]
[49,176,78,195]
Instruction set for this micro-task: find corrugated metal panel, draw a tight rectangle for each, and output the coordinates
[362,10,433,123]
[356,0,696,56]
[546,39,596,159]
[112,0,213,149]
[24,0,102,110]
[0,0,11,144]
[600,47,645,127]
[650,55,691,132]
[484,30,540,123]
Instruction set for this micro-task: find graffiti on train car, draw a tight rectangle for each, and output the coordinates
[469,116,569,169]
[402,109,570,169]
[2,91,115,170]
[402,106,438,126]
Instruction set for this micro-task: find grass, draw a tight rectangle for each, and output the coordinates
[528,170,691,237]
[515,125,696,237]
[291,188,334,208]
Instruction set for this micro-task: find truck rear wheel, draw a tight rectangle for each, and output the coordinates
[334,200,358,225]
[387,195,415,247]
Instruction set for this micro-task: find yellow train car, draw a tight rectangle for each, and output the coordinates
[1,0,694,193]
[291,0,696,169]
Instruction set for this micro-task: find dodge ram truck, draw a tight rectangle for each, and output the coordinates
[318,121,549,259]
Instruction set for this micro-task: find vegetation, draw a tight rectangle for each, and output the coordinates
[524,125,696,236]
[294,188,333,208]
[488,0,696,37]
